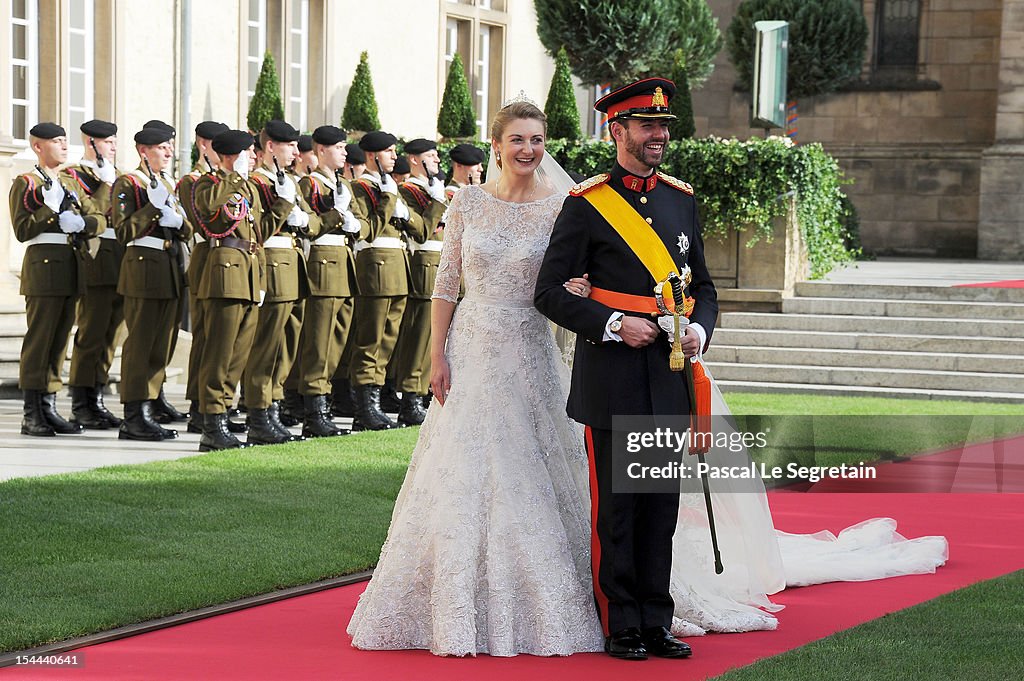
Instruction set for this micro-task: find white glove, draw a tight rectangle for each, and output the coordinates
[258,289,266,307]
[95,161,117,185]
[286,205,309,228]
[379,173,398,195]
[58,211,86,234]
[340,210,360,234]
[427,176,446,203]
[393,198,410,221]
[275,174,297,203]
[334,182,352,212]
[658,315,690,343]
[41,179,64,213]
[146,180,170,208]
[233,151,249,179]
[158,205,184,229]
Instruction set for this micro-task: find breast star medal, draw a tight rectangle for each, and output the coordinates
[677,231,690,256]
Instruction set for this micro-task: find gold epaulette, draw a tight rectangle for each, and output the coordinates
[657,172,693,195]
[568,173,611,197]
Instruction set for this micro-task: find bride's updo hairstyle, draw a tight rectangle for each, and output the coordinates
[491,101,547,169]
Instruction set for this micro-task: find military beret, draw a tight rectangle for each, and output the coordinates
[449,143,485,166]
[29,122,66,139]
[195,121,229,141]
[404,138,437,155]
[392,156,410,175]
[134,126,174,145]
[212,130,255,155]
[345,143,366,164]
[297,134,314,152]
[358,131,398,152]
[80,119,117,138]
[595,77,677,121]
[143,119,176,137]
[264,119,300,142]
[312,125,346,146]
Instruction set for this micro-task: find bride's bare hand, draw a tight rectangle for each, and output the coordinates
[563,273,591,298]
[430,356,452,406]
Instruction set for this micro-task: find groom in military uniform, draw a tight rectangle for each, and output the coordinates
[535,78,718,661]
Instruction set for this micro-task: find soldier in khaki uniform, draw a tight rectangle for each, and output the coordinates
[112,123,193,440]
[176,120,229,433]
[244,119,321,445]
[10,123,104,436]
[190,130,269,450]
[445,143,485,201]
[349,131,425,430]
[392,138,448,425]
[296,134,317,176]
[62,119,123,429]
[296,125,367,437]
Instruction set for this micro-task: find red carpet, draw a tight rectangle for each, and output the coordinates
[5,492,1022,681]
[953,279,1024,288]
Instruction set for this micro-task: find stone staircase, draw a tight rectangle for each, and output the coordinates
[706,281,1024,403]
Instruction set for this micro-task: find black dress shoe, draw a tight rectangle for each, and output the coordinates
[641,626,691,658]
[605,627,647,661]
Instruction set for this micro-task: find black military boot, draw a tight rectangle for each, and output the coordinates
[226,407,248,433]
[302,394,347,438]
[353,385,395,431]
[331,379,356,417]
[70,386,109,430]
[119,400,165,441]
[246,408,291,445]
[187,400,203,434]
[40,392,84,434]
[199,413,244,452]
[93,384,122,427]
[279,389,305,426]
[379,379,402,413]
[398,392,427,427]
[145,401,179,439]
[21,390,55,436]
[152,388,187,423]
[269,401,304,442]
[422,390,434,410]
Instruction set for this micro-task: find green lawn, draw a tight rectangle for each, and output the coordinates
[0,392,1021,655]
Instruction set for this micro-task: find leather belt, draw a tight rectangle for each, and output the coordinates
[209,237,259,254]
[25,233,72,246]
[264,235,296,249]
[128,236,173,251]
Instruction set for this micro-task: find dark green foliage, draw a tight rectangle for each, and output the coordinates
[544,46,582,140]
[534,0,678,87]
[659,0,724,89]
[342,51,381,133]
[669,50,696,139]
[190,142,199,167]
[246,51,285,133]
[727,0,868,99]
[437,54,477,139]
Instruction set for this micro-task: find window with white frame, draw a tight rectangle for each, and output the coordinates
[286,0,308,130]
[444,9,504,142]
[67,0,94,144]
[246,0,267,103]
[11,0,39,143]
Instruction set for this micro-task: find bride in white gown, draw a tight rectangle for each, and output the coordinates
[346,99,947,656]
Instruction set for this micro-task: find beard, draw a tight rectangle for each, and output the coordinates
[623,128,665,169]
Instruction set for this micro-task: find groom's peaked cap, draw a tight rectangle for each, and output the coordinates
[595,77,677,121]
[449,143,485,166]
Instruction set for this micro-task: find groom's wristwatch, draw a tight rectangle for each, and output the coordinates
[609,315,623,334]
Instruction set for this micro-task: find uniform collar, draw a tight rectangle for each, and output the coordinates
[611,162,658,193]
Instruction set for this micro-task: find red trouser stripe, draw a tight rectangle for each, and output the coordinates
[585,425,611,636]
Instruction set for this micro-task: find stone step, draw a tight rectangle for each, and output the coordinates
[720,312,1024,339]
[712,328,1024,356]
[706,362,1024,394]
[713,379,1024,404]
[782,296,1024,321]
[795,281,1024,304]
[707,345,1024,375]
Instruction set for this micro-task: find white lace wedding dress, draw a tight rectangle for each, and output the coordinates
[346,184,949,654]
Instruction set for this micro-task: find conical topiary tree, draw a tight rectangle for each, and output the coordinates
[544,46,582,140]
[247,51,285,133]
[342,51,381,133]
[437,54,477,139]
[669,49,696,139]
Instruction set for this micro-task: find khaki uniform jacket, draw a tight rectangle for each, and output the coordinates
[10,169,104,297]
[299,171,368,298]
[350,173,426,297]
[249,167,321,303]
[63,162,123,288]
[112,167,194,299]
[191,169,265,303]
[398,178,446,300]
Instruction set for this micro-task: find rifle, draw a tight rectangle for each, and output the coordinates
[376,153,390,184]
[203,153,215,173]
[273,156,286,184]
[142,157,185,275]
[36,164,85,249]
[335,167,357,247]
[89,138,106,168]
